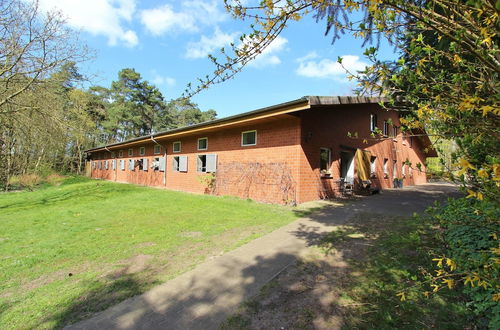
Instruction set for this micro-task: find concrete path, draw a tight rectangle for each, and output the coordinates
[67,183,460,330]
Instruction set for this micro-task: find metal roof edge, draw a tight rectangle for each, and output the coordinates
[85,96,309,153]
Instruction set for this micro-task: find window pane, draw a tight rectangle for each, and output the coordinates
[198,138,207,150]
[320,148,330,172]
[242,131,256,145]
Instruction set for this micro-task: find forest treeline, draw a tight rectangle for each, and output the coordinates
[0,0,216,190]
[1,64,216,189]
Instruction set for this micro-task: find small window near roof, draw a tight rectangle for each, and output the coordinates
[139,147,145,156]
[242,130,257,146]
[393,126,398,138]
[383,121,389,136]
[111,152,115,158]
[173,141,181,153]
[154,145,161,154]
[198,137,208,150]
[119,150,123,157]
[370,113,377,132]
[128,148,133,156]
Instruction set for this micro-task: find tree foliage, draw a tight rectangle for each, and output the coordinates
[189,0,499,325]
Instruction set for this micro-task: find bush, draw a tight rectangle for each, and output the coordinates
[45,173,64,186]
[427,198,499,328]
[17,174,42,190]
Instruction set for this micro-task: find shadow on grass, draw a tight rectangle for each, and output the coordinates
[23,183,465,329]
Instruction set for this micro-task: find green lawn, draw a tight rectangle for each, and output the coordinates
[0,177,306,329]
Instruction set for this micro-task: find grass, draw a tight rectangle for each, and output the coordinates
[0,176,309,329]
[221,210,470,329]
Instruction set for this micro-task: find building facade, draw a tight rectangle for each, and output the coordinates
[86,96,437,204]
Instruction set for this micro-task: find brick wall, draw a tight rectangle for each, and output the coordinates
[90,115,302,204]
[297,104,430,203]
[89,104,433,205]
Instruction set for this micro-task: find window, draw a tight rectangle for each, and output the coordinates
[370,156,377,176]
[128,159,135,171]
[383,121,389,136]
[154,145,161,154]
[370,113,377,132]
[392,126,398,138]
[139,147,145,156]
[111,152,115,158]
[173,141,181,153]
[92,161,96,169]
[319,148,331,174]
[119,150,123,158]
[120,159,125,171]
[112,159,116,170]
[173,156,188,172]
[197,154,217,173]
[152,157,166,172]
[128,148,133,156]
[242,130,257,146]
[383,158,388,175]
[197,137,208,150]
[141,158,148,171]
[98,161,102,169]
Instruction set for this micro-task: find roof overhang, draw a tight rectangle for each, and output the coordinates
[85,96,388,153]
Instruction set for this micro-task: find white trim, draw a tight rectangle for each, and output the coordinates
[197,137,208,151]
[241,130,257,146]
[173,141,181,153]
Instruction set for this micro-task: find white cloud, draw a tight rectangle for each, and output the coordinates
[296,54,368,80]
[39,0,139,47]
[186,27,239,59]
[295,51,319,62]
[247,36,288,68]
[151,71,176,87]
[140,1,226,36]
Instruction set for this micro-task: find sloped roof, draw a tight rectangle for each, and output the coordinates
[85,96,387,152]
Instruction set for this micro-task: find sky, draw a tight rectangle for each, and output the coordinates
[38,0,398,118]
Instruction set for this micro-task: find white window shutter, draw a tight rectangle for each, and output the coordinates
[142,158,148,171]
[159,157,166,172]
[129,159,134,171]
[112,160,116,170]
[179,156,188,172]
[206,154,217,172]
[120,160,124,170]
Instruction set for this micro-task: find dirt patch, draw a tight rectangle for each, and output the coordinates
[135,241,157,248]
[110,254,154,279]
[220,215,383,330]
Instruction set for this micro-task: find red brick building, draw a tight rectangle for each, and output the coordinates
[86,96,437,204]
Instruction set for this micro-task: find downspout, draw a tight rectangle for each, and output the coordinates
[151,135,166,186]
[104,146,116,181]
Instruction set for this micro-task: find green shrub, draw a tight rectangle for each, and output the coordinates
[427,198,499,328]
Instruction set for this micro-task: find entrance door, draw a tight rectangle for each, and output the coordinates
[340,151,355,184]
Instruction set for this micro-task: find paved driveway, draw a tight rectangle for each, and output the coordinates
[67,183,460,330]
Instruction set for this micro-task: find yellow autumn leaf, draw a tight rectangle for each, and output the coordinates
[478,169,489,179]
[433,257,443,267]
[431,284,440,292]
[442,278,454,289]
[466,190,477,199]
[396,292,406,301]
[493,293,500,302]
[446,258,457,271]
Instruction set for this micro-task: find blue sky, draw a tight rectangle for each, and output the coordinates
[39,0,397,118]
